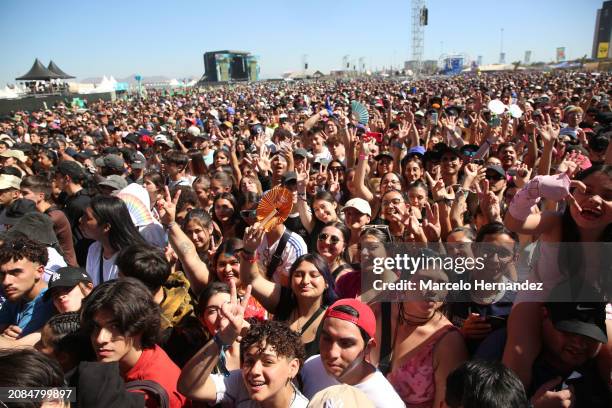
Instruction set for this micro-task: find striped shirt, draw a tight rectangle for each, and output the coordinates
[256,226,307,285]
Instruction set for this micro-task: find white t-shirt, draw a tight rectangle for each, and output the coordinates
[43,247,68,283]
[211,370,308,408]
[85,241,119,286]
[301,355,406,408]
[256,227,307,284]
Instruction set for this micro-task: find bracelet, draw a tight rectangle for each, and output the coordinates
[213,333,229,349]
[165,221,176,230]
[358,153,366,160]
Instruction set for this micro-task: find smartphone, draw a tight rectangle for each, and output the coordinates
[430,112,438,125]
[486,315,507,331]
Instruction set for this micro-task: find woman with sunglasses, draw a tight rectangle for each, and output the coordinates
[240,224,338,358]
[315,222,354,282]
[503,164,612,388]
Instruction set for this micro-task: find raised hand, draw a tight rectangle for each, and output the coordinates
[328,170,340,194]
[478,179,502,223]
[422,202,441,242]
[296,162,310,193]
[513,163,532,188]
[254,146,271,174]
[218,280,252,345]
[157,186,181,226]
[243,223,265,253]
[430,178,455,202]
[537,113,558,146]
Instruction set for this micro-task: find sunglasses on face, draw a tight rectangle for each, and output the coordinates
[485,173,504,182]
[328,166,344,173]
[240,210,257,219]
[318,233,342,244]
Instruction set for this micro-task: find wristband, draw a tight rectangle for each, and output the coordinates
[213,333,229,349]
[358,153,366,161]
[165,221,176,230]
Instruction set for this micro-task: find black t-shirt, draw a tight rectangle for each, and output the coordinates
[529,355,610,408]
[284,213,309,244]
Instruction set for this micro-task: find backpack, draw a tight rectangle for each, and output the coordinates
[126,380,170,408]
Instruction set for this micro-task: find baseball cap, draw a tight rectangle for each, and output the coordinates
[374,151,393,161]
[342,198,372,217]
[98,175,128,192]
[324,298,377,343]
[44,267,92,301]
[0,198,37,225]
[408,146,426,156]
[0,174,22,190]
[545,282,607,343]
[282,171,297,185]
[293,148,309,159]
[485,165,506,178]
[95,154,125,172]
[0,149,27,163]
[307,384,375,408]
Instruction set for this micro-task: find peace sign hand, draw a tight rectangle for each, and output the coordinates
[218,280,253,345]
[328,170,340,194]
[157,186,181,226]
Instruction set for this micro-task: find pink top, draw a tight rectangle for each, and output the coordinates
[386,325,457,407]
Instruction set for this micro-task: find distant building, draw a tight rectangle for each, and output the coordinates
[592,1,612,59]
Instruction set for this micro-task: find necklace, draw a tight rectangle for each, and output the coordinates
[398,303,435,326]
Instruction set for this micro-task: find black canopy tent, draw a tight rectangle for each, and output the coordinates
[15,58,61,81]
[47,60,75,79]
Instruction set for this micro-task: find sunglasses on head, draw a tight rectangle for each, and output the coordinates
[318,233,342,244]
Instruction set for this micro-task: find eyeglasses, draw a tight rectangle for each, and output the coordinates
[318,233,342,244]
[240,210,257,219]
[382,198,404,207]
[328,166,344,173]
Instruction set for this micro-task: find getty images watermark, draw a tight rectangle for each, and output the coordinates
[359,242,611,303]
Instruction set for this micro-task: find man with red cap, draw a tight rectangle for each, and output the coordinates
[300,298,405,408]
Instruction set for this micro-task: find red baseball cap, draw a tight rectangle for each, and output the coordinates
[324,299,377,343]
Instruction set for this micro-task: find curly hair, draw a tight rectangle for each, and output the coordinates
[81,277,161,348]
[240,320,305,368]
[0,236,48,266]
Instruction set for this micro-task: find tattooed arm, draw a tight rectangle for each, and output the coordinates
[167,223,211,295]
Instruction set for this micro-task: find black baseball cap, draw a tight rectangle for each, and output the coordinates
[545,282,608,343]
[44,267,92,301]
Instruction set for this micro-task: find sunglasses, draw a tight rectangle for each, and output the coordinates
[485,173,504,181]
[318,233,342,244]
[240,210,257,219]
[328,166,344,172]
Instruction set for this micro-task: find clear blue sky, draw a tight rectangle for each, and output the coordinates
[0,0,603,85]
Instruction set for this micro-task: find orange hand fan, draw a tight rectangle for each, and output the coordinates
[257,186,293,231]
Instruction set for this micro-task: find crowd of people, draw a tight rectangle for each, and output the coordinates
[0,70,610,407]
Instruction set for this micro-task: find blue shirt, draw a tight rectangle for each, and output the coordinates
[0,287,55,336]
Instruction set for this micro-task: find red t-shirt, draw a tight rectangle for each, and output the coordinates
[124,345,188,408]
